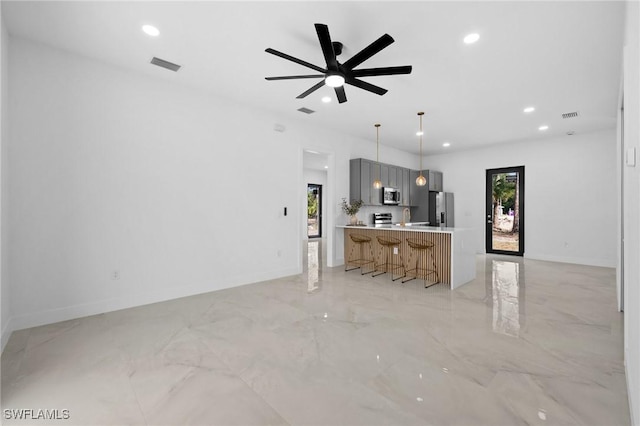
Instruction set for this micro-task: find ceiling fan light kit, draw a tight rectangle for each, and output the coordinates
[265,23,412,104]
[325,73,345,88]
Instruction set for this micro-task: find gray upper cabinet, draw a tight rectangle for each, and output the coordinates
[410,170,430,221]
[428,170,443,192]
[350,158,381,205]
[401,168,411,206]
[381,164,389,187]
[351,159,441,207]
[388,166,398,188]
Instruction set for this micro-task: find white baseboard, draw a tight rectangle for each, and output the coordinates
[6,267,300,335]
[1,317,13,353]
[523,253,615,268]
[626,362,637,426]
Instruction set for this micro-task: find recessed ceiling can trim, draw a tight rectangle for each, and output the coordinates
[142,25,160,37]
[463,33,480,44]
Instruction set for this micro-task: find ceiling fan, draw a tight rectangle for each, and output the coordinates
[265,23,412,104]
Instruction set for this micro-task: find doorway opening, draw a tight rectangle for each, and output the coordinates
[307,183,322,238]
[486,166,525,256]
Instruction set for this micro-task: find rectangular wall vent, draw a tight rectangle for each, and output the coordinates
[297,107,315,114]
[562,111,580,119]
[150,57,182,72]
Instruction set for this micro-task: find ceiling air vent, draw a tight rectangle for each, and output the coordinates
[150,57,181,72]
[297,107,315,114]
[562,111,580,119]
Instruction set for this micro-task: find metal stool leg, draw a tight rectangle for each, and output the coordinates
[424,248,440,287]
[402,246,418,283]
[402,238,439,287]
[372,244,389,277]
[391,249,405,281]
[346,237,375,274]
[373,243,405,280]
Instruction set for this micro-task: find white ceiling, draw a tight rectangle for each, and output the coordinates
[3,1,625,155]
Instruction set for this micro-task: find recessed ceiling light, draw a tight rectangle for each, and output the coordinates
[463,33,480,44]
[305,150,319,154]
[443,142,451,147]
[539,125,549,131]
[523,106,535,113]
[321,96,331,103]
[416,131,424,136]
[142,25,160,37]
[324,165,329,169]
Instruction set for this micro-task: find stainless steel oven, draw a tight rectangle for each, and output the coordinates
[373,213,392,227]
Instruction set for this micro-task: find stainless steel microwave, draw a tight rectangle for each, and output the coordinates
[383,187,400,205]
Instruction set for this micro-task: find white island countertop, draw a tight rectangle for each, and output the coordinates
[336,224,467,234]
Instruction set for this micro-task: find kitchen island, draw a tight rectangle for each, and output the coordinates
[338,225,476,289]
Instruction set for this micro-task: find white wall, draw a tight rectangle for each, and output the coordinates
[623,1,640,423]
[426,129,617,268]
[3,36,419,338]
[6,37,297,331]
[0,7,9,351]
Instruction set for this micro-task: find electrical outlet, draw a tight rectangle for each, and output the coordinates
[393,247,398,255]
[111,270,120,280]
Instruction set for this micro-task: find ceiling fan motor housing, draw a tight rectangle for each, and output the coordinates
[332,41,343,56]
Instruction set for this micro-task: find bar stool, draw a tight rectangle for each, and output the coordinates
[372,235,405,281]
[345,233,375,275]
[402,237,440,288]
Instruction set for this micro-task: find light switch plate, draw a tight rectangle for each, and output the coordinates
[626,148,636,167]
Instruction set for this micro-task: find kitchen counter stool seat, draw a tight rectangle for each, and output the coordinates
[372,235,405,281]
[345,233,375,275]
[402,237,439,287]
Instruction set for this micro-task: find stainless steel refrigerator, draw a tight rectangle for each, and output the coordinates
[429,192,454,227]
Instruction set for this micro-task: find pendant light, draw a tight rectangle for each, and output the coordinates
[416,112,427,186]
[373,124,383,189]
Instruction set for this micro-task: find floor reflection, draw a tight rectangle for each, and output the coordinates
[488,258,525,337]
[305,239,324,293]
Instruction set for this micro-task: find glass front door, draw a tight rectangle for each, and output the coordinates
[486,166,525,255]
[307,184,322,238]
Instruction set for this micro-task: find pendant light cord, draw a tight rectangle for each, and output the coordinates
[375,123,381,180]
[418,112,424,173]
[376,126,379,162]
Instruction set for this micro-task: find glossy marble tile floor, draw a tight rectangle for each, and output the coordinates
[1,240,630,425]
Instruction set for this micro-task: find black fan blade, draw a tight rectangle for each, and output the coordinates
[315,23,338,71]
[335,86,347,103]
[345,77,388,96]
[266,75,325,81]
[351,65,412,77]
[265,48,326,73]
[296,81,325,99]
[343,34,394,70]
